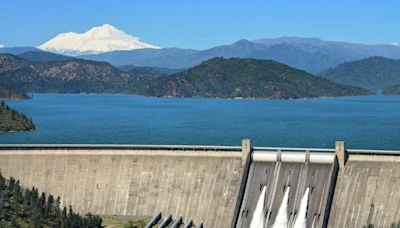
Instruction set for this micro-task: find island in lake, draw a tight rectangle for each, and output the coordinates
[0,100,35,132]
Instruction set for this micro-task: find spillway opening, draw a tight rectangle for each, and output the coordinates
[249,186,267,228]
[292,188,310,228]
[269,187,310,228]
[272,186,290,228]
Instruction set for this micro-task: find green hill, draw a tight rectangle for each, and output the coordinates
[319,56,400,90]
[383,84,400,95]
[0,101,35,132]
[136,57,372,99]
[0,53,132,94]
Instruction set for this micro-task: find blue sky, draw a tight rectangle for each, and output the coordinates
[0,0,399,49]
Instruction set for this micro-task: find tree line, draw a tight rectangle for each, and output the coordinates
[0,172,102,227]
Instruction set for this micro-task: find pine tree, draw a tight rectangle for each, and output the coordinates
[0,173,102,227]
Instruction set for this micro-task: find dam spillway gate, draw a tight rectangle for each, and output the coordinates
[234,144,337,228]
[0,141,400,228]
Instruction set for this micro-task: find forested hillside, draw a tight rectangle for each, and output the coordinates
[0,53,131,94]
[320,57,400,90]
[0,53,374,99]
[0,83,30,100]
[137,57,372,99]
[383,84,400,95]
[0,101,35,132]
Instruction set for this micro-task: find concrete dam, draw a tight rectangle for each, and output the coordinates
[0,140,399,227]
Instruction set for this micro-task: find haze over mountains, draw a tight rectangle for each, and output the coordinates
[0,47,42,55]
[320,56,400,90]
[18,51,73,62]
[78,36,400,73]
[1,24,400,74]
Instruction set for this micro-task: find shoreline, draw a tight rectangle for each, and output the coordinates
[0,97,31,101]
[0,129,34,133]
[26,92,379,101]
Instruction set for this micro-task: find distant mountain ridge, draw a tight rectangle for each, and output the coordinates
[79,37,400,73]
[3,36,400,73]
[253,36,400,59]
[0,47,42,55]
[136,57,372,99]
[320,56,400,90]
[18,51,73,62]
[0,48,73,62]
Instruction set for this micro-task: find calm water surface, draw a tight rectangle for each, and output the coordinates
[1,93,399,150]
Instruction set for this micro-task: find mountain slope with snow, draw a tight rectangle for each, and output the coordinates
[38,24,159,55]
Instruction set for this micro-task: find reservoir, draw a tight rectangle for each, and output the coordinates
[1,93,399,149]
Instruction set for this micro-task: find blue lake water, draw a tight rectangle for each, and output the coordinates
[1,93,399,150]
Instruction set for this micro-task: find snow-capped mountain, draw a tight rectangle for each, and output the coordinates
[38,24,159,55]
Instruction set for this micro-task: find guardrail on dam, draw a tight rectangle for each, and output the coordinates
[0,140,399,228]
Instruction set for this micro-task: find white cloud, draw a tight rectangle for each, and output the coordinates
[390,42,399,46]
[0,44,4,48]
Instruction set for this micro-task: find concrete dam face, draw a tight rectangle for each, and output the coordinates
[328,154,400,228]
[0,145,244,227]
[0,140,400,228]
